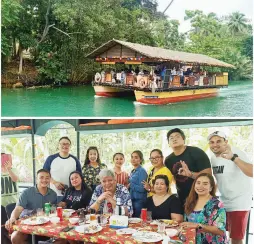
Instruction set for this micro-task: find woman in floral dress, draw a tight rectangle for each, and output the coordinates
[82,146,107,191]
[181,173,228,244]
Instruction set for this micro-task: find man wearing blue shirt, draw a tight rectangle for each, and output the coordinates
[5,169,64,244]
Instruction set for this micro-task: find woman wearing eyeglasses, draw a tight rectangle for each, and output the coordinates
[142,149,173,197]
[43,137,82,203]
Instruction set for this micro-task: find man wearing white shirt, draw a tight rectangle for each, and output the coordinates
[208,131,253,244]
[43,137,82,202]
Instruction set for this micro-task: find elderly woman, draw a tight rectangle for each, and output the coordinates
[89,169,133,216]
[142,149,173,197]
[144,175,183,222]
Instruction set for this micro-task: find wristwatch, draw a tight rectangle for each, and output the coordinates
[197,223,203,230]
[231,154,238,162]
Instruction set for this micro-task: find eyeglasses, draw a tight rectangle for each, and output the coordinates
[149,156,162,161]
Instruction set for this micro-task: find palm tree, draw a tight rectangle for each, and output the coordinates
[227,12,248,34]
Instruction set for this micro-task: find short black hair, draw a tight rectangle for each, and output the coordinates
[150,149,163,157]
[59,136,71,144]
[167,128,186,141]
[152,174,170,191]
[37,169,51,176]
[113,152,125,160]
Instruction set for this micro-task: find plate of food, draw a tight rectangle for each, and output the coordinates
[116,228,137,235]
[63,209,75,217]
[22,217,50,225]
[75,224,102,234]
[132,231,163,243]
[128,217,141,223]
[150,219,178,227]
[63,209,75,214]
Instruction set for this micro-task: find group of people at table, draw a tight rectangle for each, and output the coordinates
[2,128,253,244]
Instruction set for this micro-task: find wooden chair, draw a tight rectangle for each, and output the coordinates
[171,76,180,87]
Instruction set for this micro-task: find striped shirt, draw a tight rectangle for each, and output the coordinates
[114,171,129,187]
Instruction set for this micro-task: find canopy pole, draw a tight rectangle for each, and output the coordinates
[77,131,80,160]
[30,119,36,186]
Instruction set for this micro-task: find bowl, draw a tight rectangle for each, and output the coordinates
[69,217,79,225]
[165,228,178,237]
[63,212,72,217]
[50,217,60,224]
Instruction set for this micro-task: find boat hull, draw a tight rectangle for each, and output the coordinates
[94,85,134,97]
[134,88,218,105]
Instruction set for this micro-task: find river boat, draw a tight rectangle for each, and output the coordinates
[87,39,234,105]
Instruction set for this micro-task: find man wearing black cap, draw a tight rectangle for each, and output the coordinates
[165,128,212,206]
[208,131,253,244]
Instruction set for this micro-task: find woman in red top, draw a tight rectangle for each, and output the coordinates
[113,153,129,187]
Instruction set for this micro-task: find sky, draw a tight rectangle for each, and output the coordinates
[157,0,253,33]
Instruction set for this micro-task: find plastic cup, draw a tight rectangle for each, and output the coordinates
[158,222,165,234]
[37,208,44,216]
[147,211,152,223]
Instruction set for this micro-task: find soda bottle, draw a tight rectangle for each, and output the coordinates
[141,208,147,227]
[45,203,51,216]
[57,207,63,221]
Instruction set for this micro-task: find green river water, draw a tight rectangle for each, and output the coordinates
[1,80,252,117]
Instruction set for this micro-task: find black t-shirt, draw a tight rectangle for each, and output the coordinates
[165,146,211,204]
[144,194,183,220]
[62,187,92,210]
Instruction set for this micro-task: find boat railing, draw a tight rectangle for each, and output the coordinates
[93,72,228,91]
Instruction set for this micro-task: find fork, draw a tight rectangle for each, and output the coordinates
[177,227,187,242]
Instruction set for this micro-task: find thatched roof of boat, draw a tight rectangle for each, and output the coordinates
[86,39,234,68]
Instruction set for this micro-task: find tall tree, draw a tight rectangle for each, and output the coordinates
[227,12,248,34]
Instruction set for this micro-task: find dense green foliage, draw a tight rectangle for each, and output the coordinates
[2,0,252,83]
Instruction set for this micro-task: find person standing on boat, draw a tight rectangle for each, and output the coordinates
[165,128,212,206]
[129,150,148,217]
[43,137,82,203]
[82,146,107,191]
[208,131,253,244]
[177,68,184,85]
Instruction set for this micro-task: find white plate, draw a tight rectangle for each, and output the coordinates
[128,217,141,223]
[132,231,163,243]
[22,217,50,225]
[116,228,137,235]
[165,228,178,237]
[75,224,102,234]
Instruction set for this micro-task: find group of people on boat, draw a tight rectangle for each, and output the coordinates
[2,128,253,244]
[94,64,212,89]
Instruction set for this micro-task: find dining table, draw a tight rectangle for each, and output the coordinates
[12,215,196,244]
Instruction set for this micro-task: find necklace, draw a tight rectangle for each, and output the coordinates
[156,193,168,198]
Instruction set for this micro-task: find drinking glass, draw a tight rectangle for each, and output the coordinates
[51,205,57,216]
[157,222,165,234]
[90,214,97,223]
[37,208,44,216]
[147,211,152,223]
[98,215,107,227]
